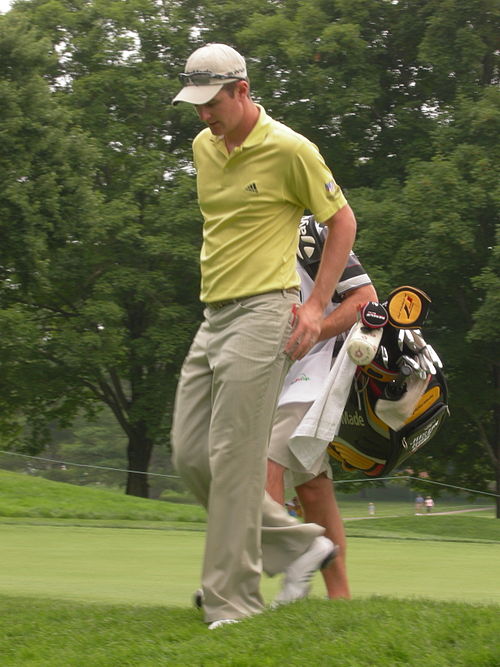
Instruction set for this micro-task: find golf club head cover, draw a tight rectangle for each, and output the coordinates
[346,320,384,366]
[386,286,431,329]
[359,301,389,328]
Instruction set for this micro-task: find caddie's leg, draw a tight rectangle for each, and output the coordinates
[296,475,350,599]
[171,321,212,508]
[260,490,324,576]
[266,459,286,505]
[202,292,298,623]
[266,401,313,506]
[262,401,324,575]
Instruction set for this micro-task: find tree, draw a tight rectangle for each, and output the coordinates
[0,11,103,444]
[1,0,498,505]
[351,86,500,513]
[0,6,203,497]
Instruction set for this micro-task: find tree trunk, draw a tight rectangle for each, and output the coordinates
[496,463,500,519]
[126,428,154,498]
[494,365,500,519]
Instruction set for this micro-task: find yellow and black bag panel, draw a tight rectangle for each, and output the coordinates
[327,369,448,477]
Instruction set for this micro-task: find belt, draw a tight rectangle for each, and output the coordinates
[206,287,299,311]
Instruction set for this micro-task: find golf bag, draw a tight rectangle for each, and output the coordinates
[327,304,449,477]
[297,217,449,477]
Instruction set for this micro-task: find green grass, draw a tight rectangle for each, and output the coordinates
[1,468,499,665]
[1,469,494,527]
[336,496,495,519]
[1,523,499,606]
[0,595,498,666]
[344,514,500,542]
[1,468,499,607]
[0,469,205,523]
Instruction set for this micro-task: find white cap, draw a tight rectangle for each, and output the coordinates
[172,43,247,105]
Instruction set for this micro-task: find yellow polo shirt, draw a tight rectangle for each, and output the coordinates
[193,105,347,303]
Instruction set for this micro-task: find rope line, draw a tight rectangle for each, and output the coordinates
[335,475,411,484]
[335,474,499,498]
[0,450,498,498]
[0,450,178,478]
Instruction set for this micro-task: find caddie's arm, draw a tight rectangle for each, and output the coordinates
[285,203,357,360]
[318,283,378,342]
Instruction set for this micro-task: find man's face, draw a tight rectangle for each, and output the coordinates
[194,85,245,136]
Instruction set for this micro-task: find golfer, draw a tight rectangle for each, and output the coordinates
[171,43,357,628]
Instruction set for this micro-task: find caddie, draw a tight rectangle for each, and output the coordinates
[267,216,377,600]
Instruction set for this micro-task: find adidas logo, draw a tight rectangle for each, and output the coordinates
[244,182,259,194]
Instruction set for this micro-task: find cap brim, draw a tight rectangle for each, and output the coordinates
[172,84,224,106]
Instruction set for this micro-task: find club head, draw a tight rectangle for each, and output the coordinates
[402,355,421,372]
[380,345,389,368]
[418,352,436,375]
[427,345,443,369]
[398,329,405,352]
[397,356,414,376]
[403,329,418,353]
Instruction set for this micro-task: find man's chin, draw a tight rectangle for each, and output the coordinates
[208,123,223,135]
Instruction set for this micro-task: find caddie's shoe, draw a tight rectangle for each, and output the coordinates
[273,536,338,606]
[193,588,204,610]
[208,619,240,630]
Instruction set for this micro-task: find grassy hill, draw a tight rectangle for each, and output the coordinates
[0,469,206,525]
[1,469,498,542]
[1,469,499,666]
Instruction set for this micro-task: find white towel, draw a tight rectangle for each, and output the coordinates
[375,374,430,431]
[288,327,357,470]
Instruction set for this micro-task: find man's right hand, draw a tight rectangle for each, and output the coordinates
[285,300,323,360]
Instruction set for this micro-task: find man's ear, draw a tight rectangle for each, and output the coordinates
[237,79,250,99]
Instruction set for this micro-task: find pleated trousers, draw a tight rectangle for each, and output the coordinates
[171,290,323,623]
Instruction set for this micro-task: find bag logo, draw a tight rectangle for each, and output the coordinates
[388,291,422,326]
[403,416,441,452]
[341,410,365,427]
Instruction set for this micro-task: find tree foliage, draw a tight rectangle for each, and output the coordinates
[0,4,203,497]
[0,0,498,505]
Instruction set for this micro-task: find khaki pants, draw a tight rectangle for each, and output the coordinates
[171,291,323,623]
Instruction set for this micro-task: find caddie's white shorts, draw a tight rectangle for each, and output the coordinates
[268,401,332,489]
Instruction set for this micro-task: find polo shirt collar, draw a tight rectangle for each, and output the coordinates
[241,105,270,147]
[209,104,270,150]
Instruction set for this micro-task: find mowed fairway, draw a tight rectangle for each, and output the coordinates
[0,473,499,666]
[1,522,499,606]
